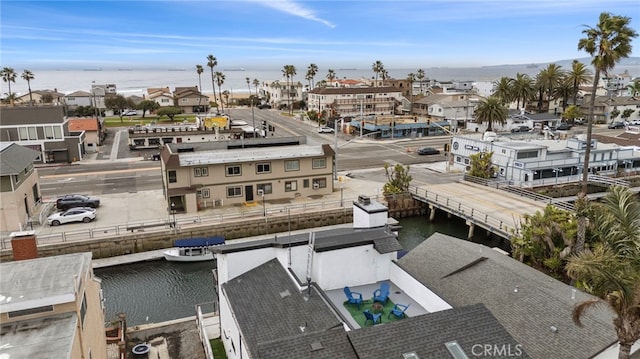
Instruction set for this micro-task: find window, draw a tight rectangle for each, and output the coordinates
[312,158,326,169]
[194,167,209,177]
[227,186,242,197]
[80,294,87,328]
[226,165,241,176]
[256,162,271,174]
[303,179,309,188]
[285,160,299,171]
[197,188,210,198]
[285,180,297,192]
[516,150,538,159]
[181,98,189,102]
[168,171,177,183]
[43,126,62,139]
[313,177,327,188]
[257,183,273,194]
[8,305,54,318]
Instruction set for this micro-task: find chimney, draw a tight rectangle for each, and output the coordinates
[10,231,38,260]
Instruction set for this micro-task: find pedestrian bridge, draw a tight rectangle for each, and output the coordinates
[408,181,552,239]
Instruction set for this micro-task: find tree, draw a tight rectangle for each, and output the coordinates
[372,60,384,87]
[492,77,514,104]
[567,186,640,359]
[578,12,637,194]
[306,63,318,89]
[326,69,336,81]
[474,96,508,131]
[215,71,226,112]
[566,60,592,106]
[207,54,218,107]
[406,73,416,114]
[196,65,204,92]
[105,95,135,123]
[416,68,425,94]
[563,105,584,122]
[245,77,251,95]
[512,73,535,110]
[535,64,564,112]
[553,79,573,112]
[382,163,412,195]
[281,65,296,115]
[21,69,35,106]
[138,100,159,118]
[621,108,635,121]
[1,67,17,106]
[156,107,183,121]
[627,80,640,97]
[222,90,230,108]
[252,78,260,97]
[610,108,621,121]
[468,151,496,179]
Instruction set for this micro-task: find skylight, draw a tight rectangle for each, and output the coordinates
[445,341,469,359]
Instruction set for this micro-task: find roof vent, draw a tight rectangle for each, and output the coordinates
[310,341,323,351]
[402,352,420,359]
[358,195,371,205]
[279,289,291,299]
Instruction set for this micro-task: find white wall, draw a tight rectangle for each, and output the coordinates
[353,207,388,229]
[224,248,278,281]
[389,262,452,313]
[275,244,309,283]
[313,244,389,290]
[218,288,249,359]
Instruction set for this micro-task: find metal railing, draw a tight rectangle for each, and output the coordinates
[1,195,370,249]
[407,184,515,239]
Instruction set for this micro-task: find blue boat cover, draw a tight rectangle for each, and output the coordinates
[174,236,225,248]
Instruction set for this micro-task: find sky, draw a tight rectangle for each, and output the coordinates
[1,0,639,70]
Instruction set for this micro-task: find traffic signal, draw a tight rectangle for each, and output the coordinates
[262,121,267,130]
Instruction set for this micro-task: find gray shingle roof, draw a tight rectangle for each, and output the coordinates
[347,303,529,359]
[257,327,358,359]
[0,143,40,176]
[397,233,617,359]
[222,258,344,358]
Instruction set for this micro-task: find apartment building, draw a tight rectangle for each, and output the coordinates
[0,252,108,358]
[173,86,210,114]
[160,140,334,213]
[308,86,404,119]
[0,143,42,232]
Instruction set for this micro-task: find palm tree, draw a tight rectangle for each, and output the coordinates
[372,60,384,87]
[566,60,592,106]
[1,67,17,106]
[196,65,204,93]
[215,71,226,112]
[567,186,640,359]
[307,63,318,89]
[406,73,416,114]
[252,79,260,97]
[627,79,640,97]
[474,96,508,132]
[578,13,637,194]
[535,64,564,112]
[245,77,251,95]
[417,68,425,94]
[492,77,514,104]
[281,65,296,114]
[206,55,218,109]
[326,69,336,82]
[21,69,35,106]
[512,73,535,110]
[553,79,574,113]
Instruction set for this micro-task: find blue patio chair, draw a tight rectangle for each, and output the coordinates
[373,282,390,304]
[388,303,410,319]
[344,286,363,309]
[363,309,382,325]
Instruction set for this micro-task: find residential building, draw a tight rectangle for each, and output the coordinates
[308,86,404,119]
[579,95,640,124]
[0,143,41,232]
[68,117,105,152]
[173,86,209,114]
[260,80,304,110]
[350,115,441,139]
[412,93,478,131]
[0,106,86,163]
[64,90,93,108]
[90,83,117,112]
[147,87,175,108]
[160,137,334,213]
[15,89,65,106]
[0,252,108,359]
[449,132,640,187]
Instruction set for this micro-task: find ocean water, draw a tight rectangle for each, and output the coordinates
[4,65,639,98]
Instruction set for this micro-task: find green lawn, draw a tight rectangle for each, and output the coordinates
[209,338,227,359]
[102,115,196,128]
[343,299,408,328]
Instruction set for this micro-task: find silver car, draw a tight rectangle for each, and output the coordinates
[47,207,96,226]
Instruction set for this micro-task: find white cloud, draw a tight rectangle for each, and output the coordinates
[250,0,335,28]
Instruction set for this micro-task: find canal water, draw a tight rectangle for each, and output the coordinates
[95,213,510,326]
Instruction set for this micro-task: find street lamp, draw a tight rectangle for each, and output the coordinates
[261,191,266,217]
[552,168,563,184]
[251,98,256,138]
[356,94,365,138]
[170,202,176,229]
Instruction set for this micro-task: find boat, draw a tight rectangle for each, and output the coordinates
[224,68,245,71]
[526,63,538,69]
[163,236,225,262]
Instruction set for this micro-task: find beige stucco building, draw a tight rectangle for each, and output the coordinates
[0,143,42,232]
[160,140,335,213]
[0,252,108,358]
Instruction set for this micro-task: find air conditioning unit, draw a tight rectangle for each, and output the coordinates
[257,189,264,196]
[312,183,319,190]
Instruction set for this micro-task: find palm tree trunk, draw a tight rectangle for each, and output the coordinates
[210,72,217,112]
[28,81,33,106]
[619,343,631,359]
[581,67,600,193]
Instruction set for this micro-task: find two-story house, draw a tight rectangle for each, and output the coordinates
[68,117,104,152]
[0,143,42,232]
[0,106,86,163]
[413,93,478,131]
[173,86,209,114]
[308,86,404,119]
[0,251,108,359]
[15,89,66,106]
[147,87,174,108]
[160,140,334,213]
[260,80,304,109]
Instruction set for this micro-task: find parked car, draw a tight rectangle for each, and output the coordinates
[608,121,626,129]
[629,119,640,125]
[257,103,271,109]
[317,126,335,133]
[556,123,572,130]
[417,147,440,155]
[510,126,531,133]
[56,194,101,210]
[47,208,96,226]
[123,110,138,116]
